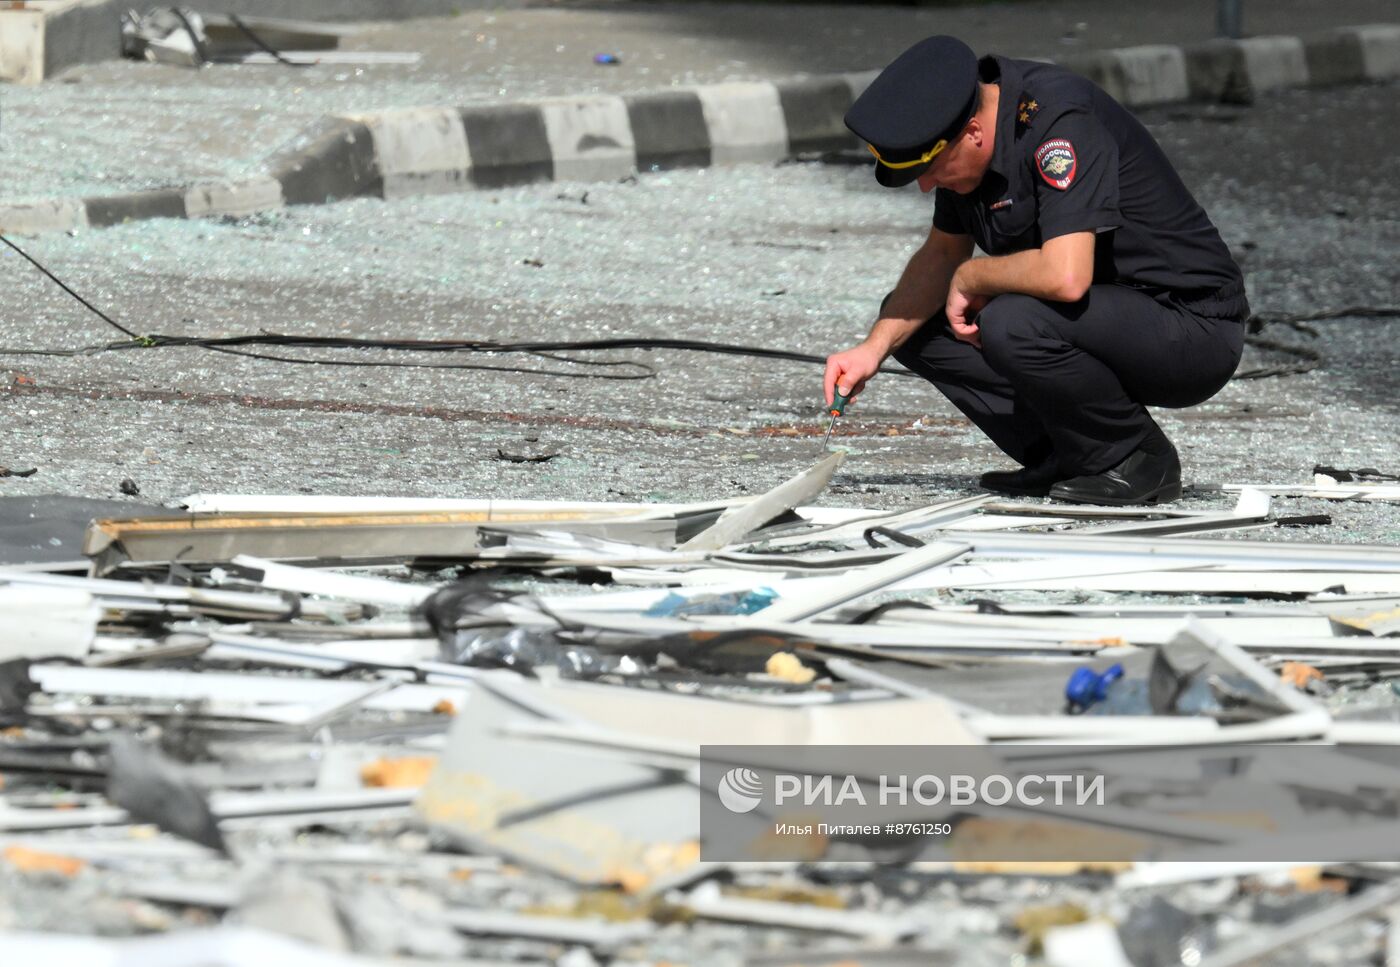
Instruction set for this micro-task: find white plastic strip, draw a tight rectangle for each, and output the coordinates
[29,664,464,714]
[231,555,436,609]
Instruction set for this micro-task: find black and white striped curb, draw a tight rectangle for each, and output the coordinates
[3,24,1398,235]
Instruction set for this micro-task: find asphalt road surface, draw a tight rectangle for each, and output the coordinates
[0,81,1397,543]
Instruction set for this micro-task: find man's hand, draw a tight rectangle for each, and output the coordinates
[945,267,989,349]
[824,340,886,407]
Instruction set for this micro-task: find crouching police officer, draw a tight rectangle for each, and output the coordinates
[825,35,1249,504]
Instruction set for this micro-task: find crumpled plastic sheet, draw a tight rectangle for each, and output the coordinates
[643,587,777,618]
[438,625,641,679]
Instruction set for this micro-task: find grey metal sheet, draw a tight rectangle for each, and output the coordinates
[0,496,164,566]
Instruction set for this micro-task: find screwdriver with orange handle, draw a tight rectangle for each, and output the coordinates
[820,387,849,451]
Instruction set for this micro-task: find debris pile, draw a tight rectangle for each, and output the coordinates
[120,9,418,67]
[3,458,1400,964]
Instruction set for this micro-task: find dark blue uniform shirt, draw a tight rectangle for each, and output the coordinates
[932,55,1249,319]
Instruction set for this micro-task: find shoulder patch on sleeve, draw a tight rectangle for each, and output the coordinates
[1035,138,1077,190]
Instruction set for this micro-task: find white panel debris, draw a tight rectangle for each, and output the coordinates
[1043,919,1135,967]
[680,451,845,551]
[672,880,923,942]
[2,482,1400,961]
[231,555,437,609]
[0,587,99,660]
[0,927,376,967]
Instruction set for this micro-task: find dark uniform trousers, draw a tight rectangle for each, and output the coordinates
[893,284,1245,475]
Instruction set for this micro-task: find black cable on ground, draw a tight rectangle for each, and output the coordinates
[200,343,657,381]
[168,7,210,67]
[1240,306,1400,378]
[1259,306,1400,325]
[3,229,1397,384]
[848,600,938,625]
[0,235,140,339]
[227,14,310,68]
[101,331,918,378]
[1236,333,1323,379]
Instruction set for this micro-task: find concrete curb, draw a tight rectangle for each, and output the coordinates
[0,0,123,85]
[3,24,1397,236]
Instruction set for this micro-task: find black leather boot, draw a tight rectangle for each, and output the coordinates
[979,454,1063,497]
[1050,434,1183,506]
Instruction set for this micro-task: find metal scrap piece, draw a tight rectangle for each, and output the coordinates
[106,734,228,855]
[680,451,845,551]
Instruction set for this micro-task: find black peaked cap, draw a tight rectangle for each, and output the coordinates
[845,35,979,187]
